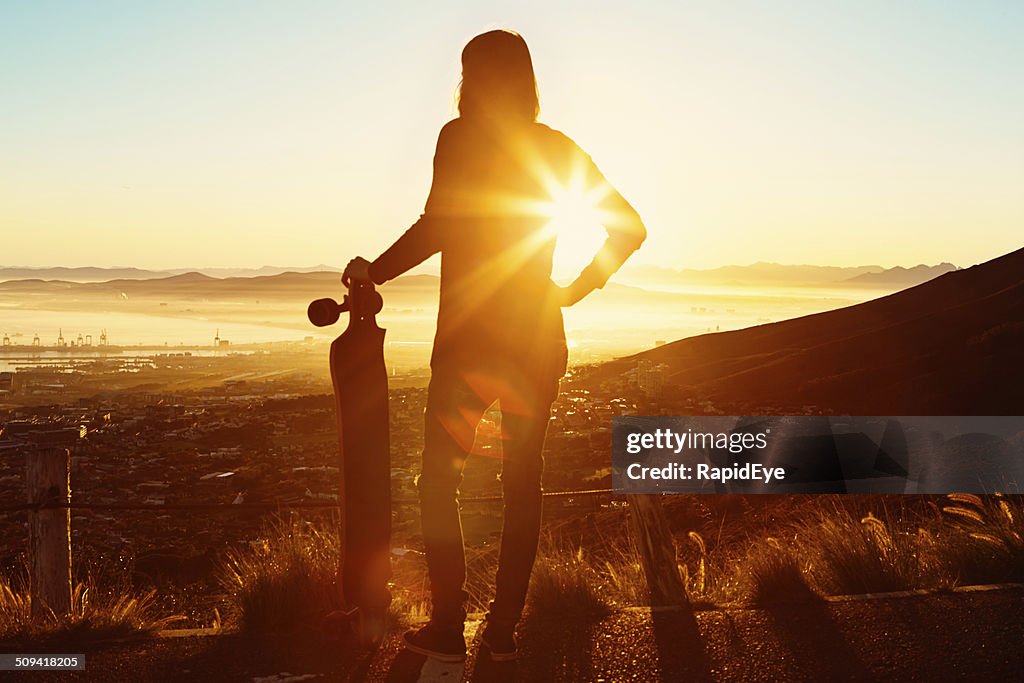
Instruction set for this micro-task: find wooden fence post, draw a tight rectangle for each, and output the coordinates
[626,494,688,607]
[25,435,76,618]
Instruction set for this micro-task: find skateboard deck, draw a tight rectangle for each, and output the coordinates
[309,280,392,620]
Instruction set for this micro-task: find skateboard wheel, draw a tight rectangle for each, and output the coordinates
[366,291,383,315]
[308,298,342,327]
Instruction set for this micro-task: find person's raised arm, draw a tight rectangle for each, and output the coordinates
[559,147,647,307]
[344,123,458,286]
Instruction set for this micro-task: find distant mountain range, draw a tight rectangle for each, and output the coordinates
[842,263,958,286]
[618,262,959,289]
[599,248,1023,414]
[1,261,958,289]
[0,270,436,301]
[0,265,342,283]
[0,266,172,282]
[620,262,881,286]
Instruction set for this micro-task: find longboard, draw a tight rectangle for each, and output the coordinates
[308,280,391,641]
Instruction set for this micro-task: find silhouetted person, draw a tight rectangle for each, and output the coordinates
[344,29,646,662]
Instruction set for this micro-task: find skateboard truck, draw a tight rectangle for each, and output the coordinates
[308,280,384,327]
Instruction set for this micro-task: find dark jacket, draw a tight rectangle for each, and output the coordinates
[368,117,645,379]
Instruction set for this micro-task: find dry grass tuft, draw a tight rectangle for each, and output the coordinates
[0,568,181,642]
[798,508,923,595]
[529,544,613,617]
[738,538,819,606]
[218,517,344,633]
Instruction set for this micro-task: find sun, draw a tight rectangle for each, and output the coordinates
[540,178,610,278]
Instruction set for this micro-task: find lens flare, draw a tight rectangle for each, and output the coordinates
[536,174,612,276]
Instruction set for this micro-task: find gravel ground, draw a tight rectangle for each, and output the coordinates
[5,585,1022,682]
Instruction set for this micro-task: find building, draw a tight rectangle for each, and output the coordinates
[636,360,667,398]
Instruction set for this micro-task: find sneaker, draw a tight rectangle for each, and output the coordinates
[480,622,518,662]
[403,621,467,663]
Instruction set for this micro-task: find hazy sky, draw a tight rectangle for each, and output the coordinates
[2,1,1022,271]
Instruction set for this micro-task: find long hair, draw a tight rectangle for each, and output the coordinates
[457,30,539,122]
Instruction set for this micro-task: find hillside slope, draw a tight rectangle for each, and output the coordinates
[601,247,1024,414]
